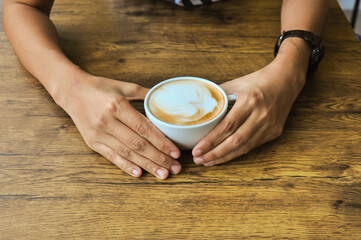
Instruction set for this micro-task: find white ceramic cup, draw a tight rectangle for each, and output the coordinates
[144,76,236,150]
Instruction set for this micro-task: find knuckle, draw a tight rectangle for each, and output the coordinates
[253,88,265,101]
[247,96,256,108]
[111,95,124,105]
[230,134,243,146]
[108,95,126,111]
[106,150,118,162]
[118,146,133,160]
[129,84,142,95]
[259,109,271,122]
[157,141,168,152]
[142,161,154,172]
[134,122,150,138]
[94,116,108,129]
[156,154,169,166]
[131,138,146,151]
[219,120,235,135]
[243,142,252,152]
[248,89,265,106]
[205,152,216,161]
[239,144,251,155]
[201,139,214,150]
[106,99,118,114]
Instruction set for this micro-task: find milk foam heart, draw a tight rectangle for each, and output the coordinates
[148,79,225,125]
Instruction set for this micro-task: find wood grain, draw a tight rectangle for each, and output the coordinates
[1,0,361,239]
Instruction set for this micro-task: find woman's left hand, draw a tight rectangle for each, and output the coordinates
[192,59,306,166]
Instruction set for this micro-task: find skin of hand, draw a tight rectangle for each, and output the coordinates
[191,0,329,167]
[57,70,182,179]
[192,40,308,166]
[2,0,182,180]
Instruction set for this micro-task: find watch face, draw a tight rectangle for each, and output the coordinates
[312,49,320,62]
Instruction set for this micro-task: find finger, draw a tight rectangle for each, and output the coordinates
[194,111,262,165]
[192,98,252,158]
[203,127,274,167]
[105,117,182,174]
[99,133,170,179]
[110,98,181,159]
[90,141,142,178]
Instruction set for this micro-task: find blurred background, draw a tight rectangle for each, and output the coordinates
[338,0,361,39]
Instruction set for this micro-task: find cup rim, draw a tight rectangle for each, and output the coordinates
[144,76,229,129]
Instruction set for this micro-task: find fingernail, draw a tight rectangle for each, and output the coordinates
[193,149,203,157]
[156,169,168,179]
[170,164,181,174]
[170,151,180,159]
[204,161,215,167]
[194,157,204,164]
[131,169,140,177]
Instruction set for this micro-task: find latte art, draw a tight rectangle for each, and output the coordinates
[148,80,225,125]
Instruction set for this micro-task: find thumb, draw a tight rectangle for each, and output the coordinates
[219,80,239,99]
[126,85,149,101]
[113,81,149,101]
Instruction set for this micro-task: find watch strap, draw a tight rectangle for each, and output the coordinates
[274,30,325,73]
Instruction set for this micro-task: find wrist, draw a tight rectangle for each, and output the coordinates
[269,38,312,96]
[49,63,90,109]
[273,37,311,86]
[276,37,311,72]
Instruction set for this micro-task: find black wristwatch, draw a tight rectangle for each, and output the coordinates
[274,30,325,73]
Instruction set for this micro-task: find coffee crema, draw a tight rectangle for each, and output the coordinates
[148,79,225,126]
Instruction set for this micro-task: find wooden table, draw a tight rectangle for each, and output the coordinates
[1,0,360,239]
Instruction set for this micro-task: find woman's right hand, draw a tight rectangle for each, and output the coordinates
[56,70,182,179]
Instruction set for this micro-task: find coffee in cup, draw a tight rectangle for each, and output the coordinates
[144,77,231,149]
[147,79,225,126]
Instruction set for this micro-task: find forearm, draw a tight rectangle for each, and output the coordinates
[281,0,328,35]
[2,1,81,103]
[276,0,328,80]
